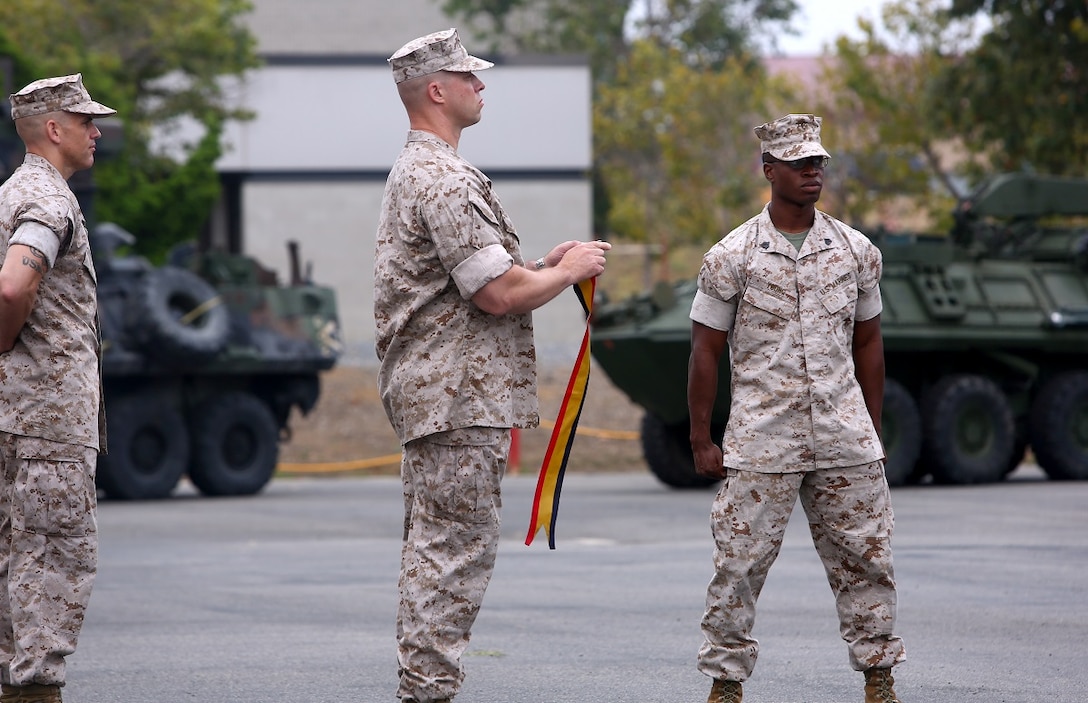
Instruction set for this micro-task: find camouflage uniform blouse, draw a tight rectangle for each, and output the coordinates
[690,205,885,472]
[374,130,538,444]
[0,153,105,450]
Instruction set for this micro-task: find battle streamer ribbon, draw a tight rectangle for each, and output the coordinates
[525,277,595,549]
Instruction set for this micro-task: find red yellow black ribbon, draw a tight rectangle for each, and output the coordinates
[525,277,595,549]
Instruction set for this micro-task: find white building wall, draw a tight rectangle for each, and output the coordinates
[245,0,453,55]
[242,179,592,364]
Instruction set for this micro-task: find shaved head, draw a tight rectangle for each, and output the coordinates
[397,73,440,111]
[13,112,54,146]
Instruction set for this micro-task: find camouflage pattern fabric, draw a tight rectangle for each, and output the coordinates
[387,29,494,85]
[697,464,905,681]
[0,434,98,687]
[753,113,831,161]
[374,130,539,445]
[396,427,507,703]
[689,205,886,472]
[0,154,105,451]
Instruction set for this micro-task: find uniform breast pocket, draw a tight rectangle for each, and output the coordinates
[820,285,858,320]
[738,285,796,343]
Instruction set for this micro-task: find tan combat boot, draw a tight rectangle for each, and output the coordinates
[864,667,901,703]
[707,678,743,703]
[0,683,62,703]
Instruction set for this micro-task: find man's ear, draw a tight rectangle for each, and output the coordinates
[427,79,446,104]
[44,117,64,145]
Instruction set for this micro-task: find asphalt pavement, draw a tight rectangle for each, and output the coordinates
[65,465,1086,703]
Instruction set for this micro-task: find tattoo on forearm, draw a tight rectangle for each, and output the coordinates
[21,246,47,275]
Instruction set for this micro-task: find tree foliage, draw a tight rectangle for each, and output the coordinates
[810,0,980,228]
[807,0,1086,231]
[937,0,1088,176]
[0,0,260,258]
[443,0,798,81]
[596,39,788,251]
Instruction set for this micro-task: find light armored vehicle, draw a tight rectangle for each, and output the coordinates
[92,224,341,499]
[591,173,1088,488]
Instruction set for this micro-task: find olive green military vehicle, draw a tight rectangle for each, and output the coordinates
[591,173,1088,488]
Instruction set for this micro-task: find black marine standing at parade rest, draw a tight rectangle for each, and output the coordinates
[688,114,907,703]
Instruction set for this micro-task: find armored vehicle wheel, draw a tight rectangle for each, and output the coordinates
[882,379,923,486]
[1028,370,1088,480]
[188,392,280,496]
[920,374,1015,484]
[130,266,230,364]
[640,413,720,489]
[96,392,189,500]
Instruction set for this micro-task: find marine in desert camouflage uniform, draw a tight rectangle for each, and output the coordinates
[687,114,906,703]
[374,29,609,703]
[0,74,113,703]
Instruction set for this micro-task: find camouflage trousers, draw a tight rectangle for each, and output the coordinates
[0,433,98,687]
[698,462,905,682]
[396,427,508,703]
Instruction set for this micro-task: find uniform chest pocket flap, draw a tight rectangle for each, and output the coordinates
[820,284,858,317]
[742,283,796,320]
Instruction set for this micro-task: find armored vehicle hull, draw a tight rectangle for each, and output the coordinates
[592,173,1088,488]
[93,224,342,500]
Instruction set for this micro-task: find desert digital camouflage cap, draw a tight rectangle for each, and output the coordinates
[388,28,494,84]
[754,113,831,161]
[9,73,116,120]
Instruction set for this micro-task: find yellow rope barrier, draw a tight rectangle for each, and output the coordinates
[538,418,639,441]
[277,453,403,474]
[276,422,638,475]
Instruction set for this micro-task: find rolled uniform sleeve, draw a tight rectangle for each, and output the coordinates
[854,238,883,322]
[451,244,513,299]
[690,240,743,332]
[690,290,736,332]
[423,174,514,298]
[10,221,61,268]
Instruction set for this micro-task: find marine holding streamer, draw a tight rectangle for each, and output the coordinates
[372,28,609,703]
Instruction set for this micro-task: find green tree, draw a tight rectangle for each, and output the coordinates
[596,39,787,259]
[938,0,1088,176]
[443,0,798,81]
[810,0,980,228]
[0,0,260,258]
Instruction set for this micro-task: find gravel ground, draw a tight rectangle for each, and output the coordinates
[277,362,650,477]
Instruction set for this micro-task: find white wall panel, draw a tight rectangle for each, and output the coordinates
[241,179,592,364]
[217,64,591,173]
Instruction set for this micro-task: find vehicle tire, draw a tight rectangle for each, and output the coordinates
[640,413,720,489]
[1028,370,1088,480]
[920,374,1015,485]
[881,379,923,487]
[129,266,230,364]
[188,392,280,496]
[96,392,188,500]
